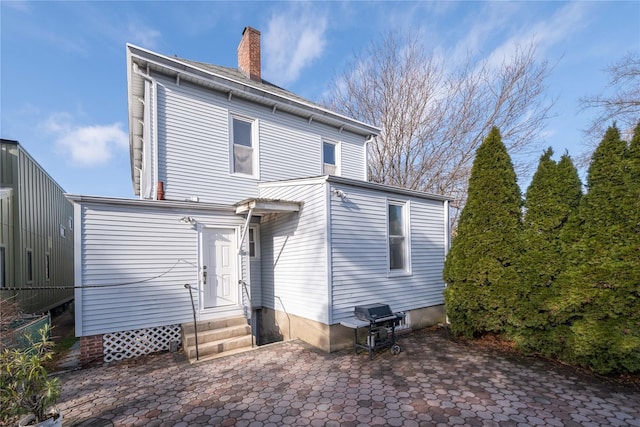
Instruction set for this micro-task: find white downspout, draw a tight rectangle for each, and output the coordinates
[133,63,159,200]
[444,199,450,255]
[237,208,254,325]
[444,199,450,325]
[364,135,374,181]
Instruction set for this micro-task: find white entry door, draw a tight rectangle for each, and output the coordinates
[202,228,238,309]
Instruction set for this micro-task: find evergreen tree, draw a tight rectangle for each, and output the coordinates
[557,124,640,374]
[443,127,522,337]
[624,122,640,230]
[514,148,581,352]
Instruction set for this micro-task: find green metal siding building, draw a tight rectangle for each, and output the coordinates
[1,139,74,313]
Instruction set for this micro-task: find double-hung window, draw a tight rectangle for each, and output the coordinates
[231,115,258,177]
[388,201,411,274]
[323,141,340,175]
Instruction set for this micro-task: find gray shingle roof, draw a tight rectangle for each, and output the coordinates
[177,58,327,111]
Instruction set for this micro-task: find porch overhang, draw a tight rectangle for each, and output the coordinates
[234,198,301,216]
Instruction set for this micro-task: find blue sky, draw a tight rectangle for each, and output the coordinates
[1,1,638,198]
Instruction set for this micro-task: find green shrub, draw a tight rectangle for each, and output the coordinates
[0,324,61,423]
[444,127,522,337]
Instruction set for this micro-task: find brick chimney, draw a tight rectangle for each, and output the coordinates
[237,27,261,82]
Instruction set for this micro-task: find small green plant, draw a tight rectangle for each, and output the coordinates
[0,324,61,424]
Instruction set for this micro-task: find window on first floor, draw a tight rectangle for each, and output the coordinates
[323,140,340,175]
[231,115,258,177]
[45,253,51,281]
[388,201,410,273]
[248,227,260,259]
[26,249,33,283]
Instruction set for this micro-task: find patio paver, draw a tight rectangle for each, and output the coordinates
[56,328,640,427]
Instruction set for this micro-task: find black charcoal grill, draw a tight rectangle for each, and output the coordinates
[341,303,405,359]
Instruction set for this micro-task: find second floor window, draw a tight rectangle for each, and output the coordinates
[323,141,339,175]
[231,116,256,176]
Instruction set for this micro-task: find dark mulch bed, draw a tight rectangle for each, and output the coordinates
[425,325,640,392]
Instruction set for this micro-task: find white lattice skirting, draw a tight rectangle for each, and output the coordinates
[102,325,182,363]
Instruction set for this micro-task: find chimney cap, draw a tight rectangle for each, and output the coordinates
[242,26,261,36]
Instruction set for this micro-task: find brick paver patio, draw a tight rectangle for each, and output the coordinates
[56,328,640,427]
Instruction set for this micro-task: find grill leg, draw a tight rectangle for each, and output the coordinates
[368,323,373,360]
[353,328,358,355]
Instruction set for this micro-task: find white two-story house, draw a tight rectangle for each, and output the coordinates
[68,27,451,364]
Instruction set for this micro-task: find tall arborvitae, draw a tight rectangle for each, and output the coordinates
[514,148,581,352]
[443,127,522,337]
[625,122,640,231]
[557,124,640,374]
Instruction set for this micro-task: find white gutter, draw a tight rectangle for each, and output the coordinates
[128,45,380,136]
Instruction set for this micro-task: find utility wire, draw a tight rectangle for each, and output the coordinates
[1,259,198,291]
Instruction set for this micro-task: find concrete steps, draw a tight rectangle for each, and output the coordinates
[182,316,253,361]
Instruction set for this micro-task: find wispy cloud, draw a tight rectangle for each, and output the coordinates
[125,21,161,49]
[44,113,128,167]
[263,5,328,86]
[484,2,591,70]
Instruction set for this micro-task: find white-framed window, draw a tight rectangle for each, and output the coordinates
[68,216,73,231]
[230,114,259,178]
[323,140,340,175]
[26,248,33,283]
[59,225,66,238]
[248,227,260,259]
[45,253,50,281]
[388,200,411,274]
[0,246,5,288]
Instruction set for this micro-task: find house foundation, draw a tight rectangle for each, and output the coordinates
[80,334,103,366]
[259,304,446,353]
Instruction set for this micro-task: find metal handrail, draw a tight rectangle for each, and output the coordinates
[239,280,254,347]
[184,284,199,360]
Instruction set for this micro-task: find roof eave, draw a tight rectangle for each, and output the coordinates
[127,44,142,196]
[126,44,380,137]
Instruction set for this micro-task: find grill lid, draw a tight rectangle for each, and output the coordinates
[354,303,394,321]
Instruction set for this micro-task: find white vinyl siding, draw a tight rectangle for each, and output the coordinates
[259,182,328,324]
[75,200,244,336]
[152,74,367,205]
[156,77,258,205]
[329,183,446,324]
